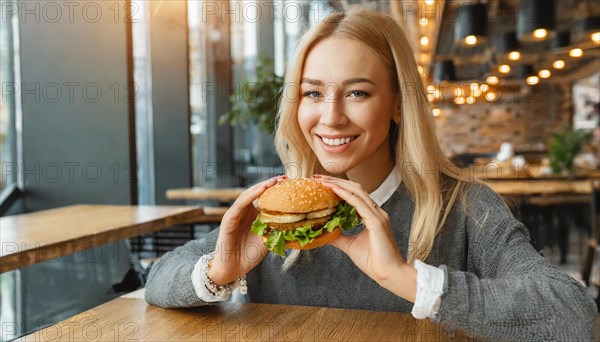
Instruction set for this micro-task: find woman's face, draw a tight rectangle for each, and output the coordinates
[298,37,398,174]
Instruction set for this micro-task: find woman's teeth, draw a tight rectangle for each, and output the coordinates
[321,136,355,146]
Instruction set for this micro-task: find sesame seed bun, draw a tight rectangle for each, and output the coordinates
[258,178,340,213]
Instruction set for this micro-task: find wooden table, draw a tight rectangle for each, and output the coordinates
[481,179,594,196]
[18,289,472,341]
[166,187,246,202]
[0,205,225,273]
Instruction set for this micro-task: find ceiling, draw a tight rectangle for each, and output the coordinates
[328,0,599,87]
[433,0,600,83]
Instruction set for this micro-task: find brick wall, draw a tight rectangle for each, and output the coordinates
[435,84,572,156]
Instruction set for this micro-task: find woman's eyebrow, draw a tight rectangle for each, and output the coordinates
[301,78,323,86]
[300,78,375,86]
[342,78,375,86]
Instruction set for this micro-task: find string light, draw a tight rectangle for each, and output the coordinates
[454,88,464,97]
[480,84,490,92]
[508,51,521,61]
[592,32,600,44]
[538,69,551,79]
[533,29,548,40]
[486,76,499,85]
[526,76,539,85]
[466,96,476,104]
[464,35,478,46]
[420,17,429,26]
[499,64,511,74]
[569,48,583,58]
[486,92,498,101]
[553,60,565,69]
[420,36,430,46]
[432,108,441,117]
[454,97,466,105]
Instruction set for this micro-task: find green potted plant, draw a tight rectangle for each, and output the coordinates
[219,57,284,135]
[548,127,591,175]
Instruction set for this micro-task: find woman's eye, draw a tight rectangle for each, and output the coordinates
[303,91,321,98]
[348,90,369,98]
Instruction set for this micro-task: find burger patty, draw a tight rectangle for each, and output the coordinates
[266,216,331,231]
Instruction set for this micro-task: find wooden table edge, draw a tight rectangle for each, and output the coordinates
[0,205,209,273]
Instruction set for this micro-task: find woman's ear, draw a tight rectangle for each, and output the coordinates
[393,104,401,124]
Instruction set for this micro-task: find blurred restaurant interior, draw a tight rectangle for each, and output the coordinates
[0,0,599,340]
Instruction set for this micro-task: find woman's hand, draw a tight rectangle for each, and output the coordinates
[316,175,417,302]
[208,175,287,285]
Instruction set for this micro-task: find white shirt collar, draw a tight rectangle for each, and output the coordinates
[369,164,402,207]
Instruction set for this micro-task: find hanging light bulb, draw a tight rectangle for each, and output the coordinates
[486,76,499,85]
[569,48,583,58]
[533,29,548,39]
[465,35,478,45]
[538,69,551,79]
[486,92,498,101]
[592,32,600,43]
[553,59,565,69]
[508,51,521,60]
[517,0,556,42]
[454,97,466,105]
[455,4,488,46]
[526,76,539,85]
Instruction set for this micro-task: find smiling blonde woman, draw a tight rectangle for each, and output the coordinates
[145,8,598,341]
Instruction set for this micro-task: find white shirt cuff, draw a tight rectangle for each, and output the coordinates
[411,259,445,319]
[191,256,231,303]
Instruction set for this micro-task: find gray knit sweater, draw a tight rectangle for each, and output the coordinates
[145,181,598,341]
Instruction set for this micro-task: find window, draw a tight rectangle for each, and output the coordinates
[131,0,155,204]
[0,8,17,194]
[187,0,344,187]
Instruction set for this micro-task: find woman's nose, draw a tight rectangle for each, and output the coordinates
[319,95,348,127]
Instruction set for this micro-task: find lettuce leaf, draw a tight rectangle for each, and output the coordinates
[251,202,360,256]
[250,216,268,235]
[265,231,286,256]
[324,202,360,232]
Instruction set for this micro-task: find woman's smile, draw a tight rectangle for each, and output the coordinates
[316,134,360,153]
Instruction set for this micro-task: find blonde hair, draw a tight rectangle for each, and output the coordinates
[274,8,466,264]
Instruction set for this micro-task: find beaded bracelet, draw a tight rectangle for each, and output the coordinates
[199,251,247,298]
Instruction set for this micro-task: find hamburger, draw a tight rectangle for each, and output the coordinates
[251,177,359,256]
